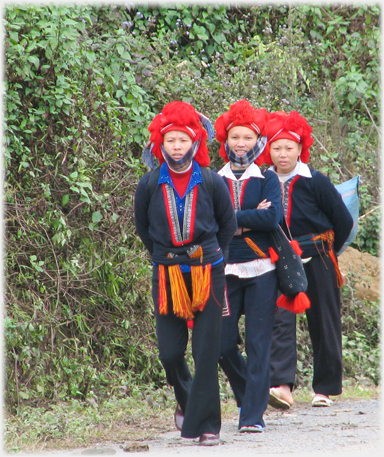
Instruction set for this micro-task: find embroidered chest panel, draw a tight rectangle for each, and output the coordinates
[229,180,245,210]
[281,177,295,217]
[164,183,196,245]
[283,175,301,225]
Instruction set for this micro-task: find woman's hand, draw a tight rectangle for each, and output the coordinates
[257,199,271,210]
[241,200,272,232]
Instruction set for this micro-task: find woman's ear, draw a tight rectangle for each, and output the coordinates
[298,143,303,155]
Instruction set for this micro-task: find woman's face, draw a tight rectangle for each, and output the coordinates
[163,130,193,170]
[227,126,258,157]
[269,138,302,174]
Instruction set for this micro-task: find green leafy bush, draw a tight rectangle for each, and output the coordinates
[4,4,160,410]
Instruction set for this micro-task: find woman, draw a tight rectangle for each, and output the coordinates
[215,99,283,432]
[264,111,353,408]
[134,101,237,445]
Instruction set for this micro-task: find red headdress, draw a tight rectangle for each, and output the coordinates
[263,111,313,165]
[147,101,211,167]
[214,99,270,165]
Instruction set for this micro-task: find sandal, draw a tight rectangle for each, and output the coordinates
[239,424,264,433]
[312,394,333,407]
[174,404,184,430]
[269,387,293,410]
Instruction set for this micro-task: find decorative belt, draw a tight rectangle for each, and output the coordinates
[310,229,343,287]
[157,245,212,324]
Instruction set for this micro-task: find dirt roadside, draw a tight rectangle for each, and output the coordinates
[12,396,381,457]
[338,246,380,302]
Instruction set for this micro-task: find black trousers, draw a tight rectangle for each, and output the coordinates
[152,262,225,439]
[219,270,278,428]
[270,254,343,396]
[269,306,297,389]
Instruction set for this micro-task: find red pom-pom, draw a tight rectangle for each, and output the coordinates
[277,292,311,314]
[290,240,303,256]
[187,319,194,329]
[268,247,279,264]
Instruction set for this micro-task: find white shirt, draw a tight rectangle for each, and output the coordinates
[269,159,312,181]
[218,161,265,180]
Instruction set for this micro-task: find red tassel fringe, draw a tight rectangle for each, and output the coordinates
[277,292,311,314]
[329,249,344,287]
[268,247,279,264]
[290,239,303,256]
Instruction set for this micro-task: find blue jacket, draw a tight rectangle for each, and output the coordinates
[283,168,354,257]
[220,167,283,263]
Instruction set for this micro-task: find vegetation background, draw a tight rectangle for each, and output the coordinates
[3,2,380,453]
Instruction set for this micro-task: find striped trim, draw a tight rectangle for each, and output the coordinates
[186,126,197,137]
[226,122,261,134]
[286,175,301,226]
[288,130,301,141]
[269,128,301,143]
[160,123,174,132]
[162,183,197,246]
[160,123,197,137]
[250,123,261,134]
[269,128,283,143]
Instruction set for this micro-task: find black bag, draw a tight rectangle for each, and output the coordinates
[269,224,308,298]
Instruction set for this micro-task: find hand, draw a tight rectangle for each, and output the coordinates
[238,200,271,234]
[257,199,271,210]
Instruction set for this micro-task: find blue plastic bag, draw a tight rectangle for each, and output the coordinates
[335,175,360,255]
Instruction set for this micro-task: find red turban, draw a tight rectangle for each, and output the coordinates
[263,111,313,165]
[214,99,270,164]
[148,101,210,167]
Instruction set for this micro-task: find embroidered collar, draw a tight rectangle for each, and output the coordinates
[218,162,265,181]
[158,160,203,193]
[269,160,312,179]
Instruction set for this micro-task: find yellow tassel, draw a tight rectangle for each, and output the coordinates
[191,265,204,307]
[158,265,168,315]
[168,265,194,319]
[244,237,268,258]
[191,264,211,312]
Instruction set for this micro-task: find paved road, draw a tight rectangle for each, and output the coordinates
[12,398,381,457]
